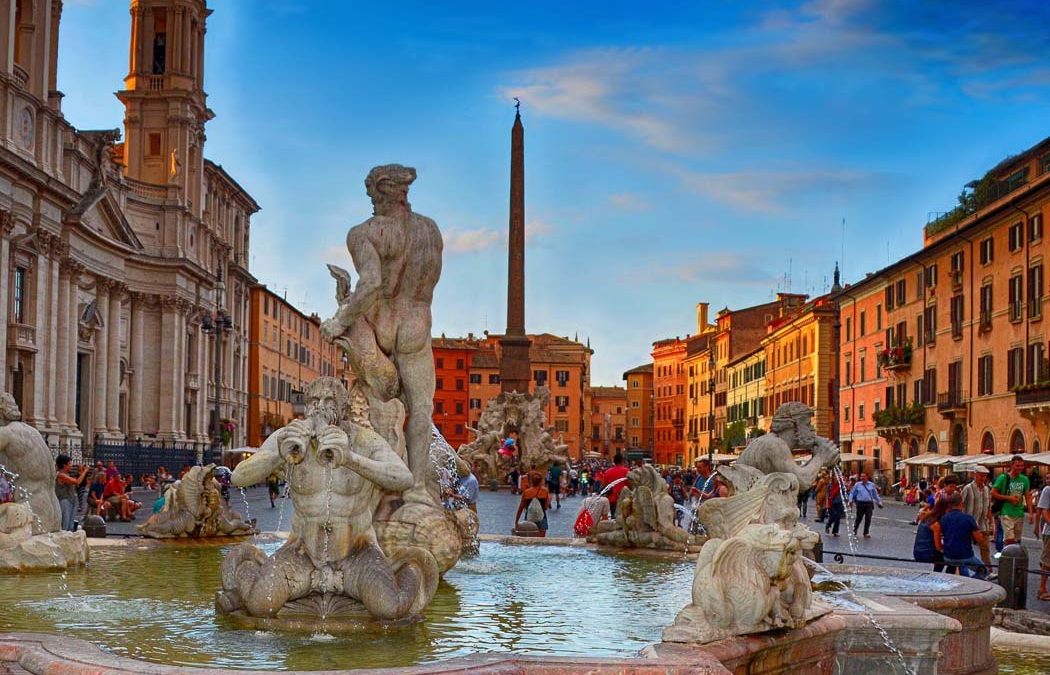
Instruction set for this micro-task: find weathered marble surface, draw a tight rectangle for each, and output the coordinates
[137,464,254,538]
[589,465,691,551]
[0,392,88,571]
[457,388,568,481]
[0,502,87,571]
[733,402,840,492]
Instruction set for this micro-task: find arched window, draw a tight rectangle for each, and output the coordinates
[1010,429,1026,454]
[927,435,938,453]
[909,438,920,457]
[1034,439,1042,454]
[981,431,995,454]
[951,424,966,455]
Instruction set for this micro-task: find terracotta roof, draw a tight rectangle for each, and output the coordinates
[471,350,500,368]
[591,386,626,398]
[622,363,653,378]
[432,336,479,350]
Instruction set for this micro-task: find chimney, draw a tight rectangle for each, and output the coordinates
[696,302,710,334]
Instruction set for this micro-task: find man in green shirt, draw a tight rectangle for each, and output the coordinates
[992,455,1033,545]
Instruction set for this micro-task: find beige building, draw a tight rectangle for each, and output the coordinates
[725,346,768,445]
[0,0,257,454]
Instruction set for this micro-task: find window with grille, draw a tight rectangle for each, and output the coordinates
[1010,274,1024,321]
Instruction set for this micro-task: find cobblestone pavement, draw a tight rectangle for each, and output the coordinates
[93,485,1050,610]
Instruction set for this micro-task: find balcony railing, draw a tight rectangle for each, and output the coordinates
[7,322,36,351]
[936,390,967,414]
[12,64,28,89]
[1016,383,1050,408]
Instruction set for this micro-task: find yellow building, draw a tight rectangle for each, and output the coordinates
[684,303,717,464]
[762,294,840,438]
[725,346,768,447]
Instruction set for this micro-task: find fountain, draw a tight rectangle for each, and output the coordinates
[0,163,1016,672]
[0,393,87,571]
[136,464,255,538]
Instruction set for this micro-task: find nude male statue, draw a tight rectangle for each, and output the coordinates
[223,379,437,620]
[0,393,60,533]
[321,164,442,505]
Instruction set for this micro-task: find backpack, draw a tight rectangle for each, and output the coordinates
[525,496,545,524]
[574,508,594,536]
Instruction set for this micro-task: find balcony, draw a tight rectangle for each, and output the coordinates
[936,390,968,417]
[877,340,913,373]
[12,64,28,89]
[1016,382,1050,415]
[7,323,36,352]
[874,402,925,438]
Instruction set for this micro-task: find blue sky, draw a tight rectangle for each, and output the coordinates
[59,0,1050,386]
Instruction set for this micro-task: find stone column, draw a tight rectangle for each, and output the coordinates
[29,251,49,426]
[0,213,12,380]
[93,282,110,438]
[46,249,60,425]
[106,286,122,433]
[128,293,144,437]
[65,266,81,432]
[181,9,192,75]
[55,266,70,431]
[174,308,186,437]
[157,296,178,438]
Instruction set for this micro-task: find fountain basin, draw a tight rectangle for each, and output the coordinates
[820,564,1005,675]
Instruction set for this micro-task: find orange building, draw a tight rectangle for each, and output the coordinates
[461,332,592,457]
[432,337,476,448]
[839,135,1050,482]
[713,295,806,444]
[247,286,341,447]
[589,386,627,457]
[652,337,687,465]
[763,293,839,439]
[623,363,654,454]
[684,334,715,463]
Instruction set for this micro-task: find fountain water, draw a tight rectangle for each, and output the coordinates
[832,466,861,558]
[804,557,915,675]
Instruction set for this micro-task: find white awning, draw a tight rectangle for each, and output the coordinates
[897,453,955,467]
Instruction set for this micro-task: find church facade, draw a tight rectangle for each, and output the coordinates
[0,0,256,454]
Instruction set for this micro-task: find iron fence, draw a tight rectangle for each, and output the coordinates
[90,440,219,480]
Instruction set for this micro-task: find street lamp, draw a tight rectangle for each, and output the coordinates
[707,354,716,464]
[201,270,233,451]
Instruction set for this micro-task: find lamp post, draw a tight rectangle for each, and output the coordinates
[201,270,233,453]
[707,355,716,464]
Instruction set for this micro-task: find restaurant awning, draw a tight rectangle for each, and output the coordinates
[897,453,955,467]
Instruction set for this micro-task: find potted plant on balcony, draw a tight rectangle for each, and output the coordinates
[219,418,236,448]
[877,338,913,369]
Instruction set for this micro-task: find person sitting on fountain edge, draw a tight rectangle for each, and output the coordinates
[939,492,989,579]
[515,471,550,536]
[603,453,630,517]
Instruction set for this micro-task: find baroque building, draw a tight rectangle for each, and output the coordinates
[1,0,257,453]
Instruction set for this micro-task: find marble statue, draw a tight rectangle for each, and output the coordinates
[320,164,443,505]
[137,464,255,538]
[216,394,439,626]
[663,471,826,644]
[458,388,569,481]
[0,393,87,571]
[734,402,839,491]
[588,464,691,551]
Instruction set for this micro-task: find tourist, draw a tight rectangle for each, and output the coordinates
[691,458,727,501]
[55,456,88,531]
[825,478,844,537]
[992,455,1033,545]
[797,484,811,519]
[905,484,919,507]
[515,471,550,536]
[87,469,108,518]
[670,476,687,526]
[508,467,520,495]
[568,465,579,496]
[156,466,172,484]
[593,466,605,495]
[939,493,989,579]
[913,496,956,574]
[455,460,480,513]
[102,471,134,521]
[1035,479,1050,600]
[104,460,120,481]
[847,471,882,538]
[0,473,11,503]
[961,467,994,565]
[579,469,589,497]
[603,453,630,517]
[815,471,829,522]
[267,471,281,508]
[546,462,563,509]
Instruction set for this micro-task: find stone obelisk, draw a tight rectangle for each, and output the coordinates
[500,100,531,394]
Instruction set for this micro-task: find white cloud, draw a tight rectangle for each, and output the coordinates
[443,227,502,253]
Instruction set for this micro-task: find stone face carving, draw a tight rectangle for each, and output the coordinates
[137,464,255,538]
[588,464,690,551]
[0,393,87,571]
[734,402,839,491]
[663,471,826,644]
[217,379,440,627]
[457,387,569,482]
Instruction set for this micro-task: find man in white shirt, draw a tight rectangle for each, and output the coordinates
[1036,481,1050,601]
[961,466,993,565]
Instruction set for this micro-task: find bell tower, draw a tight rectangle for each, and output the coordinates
[117,0,211,214]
